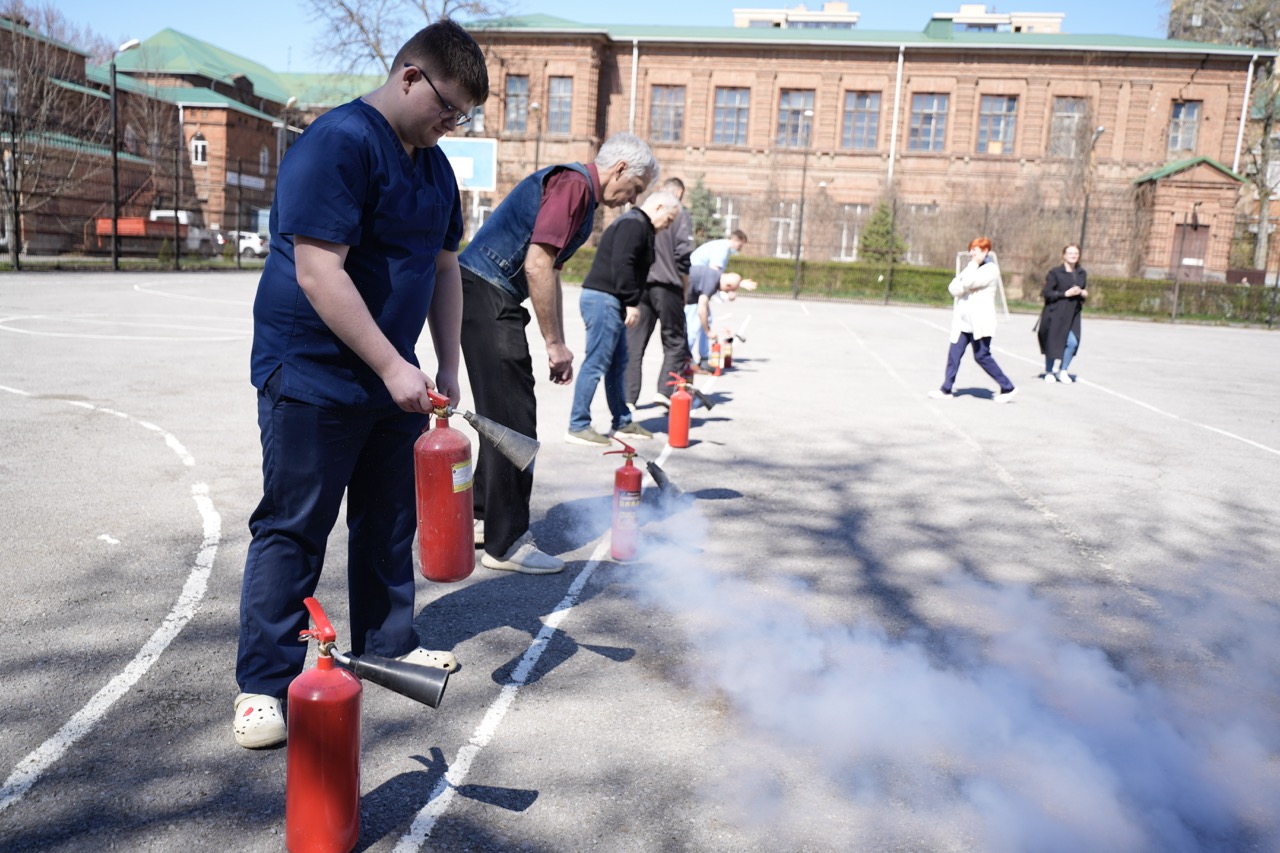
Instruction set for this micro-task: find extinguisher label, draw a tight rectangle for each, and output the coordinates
[617,490,641,529]
[452,460,474,493]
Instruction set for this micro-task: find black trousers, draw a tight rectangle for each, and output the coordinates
[460,269,537,559]
[624,282,687,404]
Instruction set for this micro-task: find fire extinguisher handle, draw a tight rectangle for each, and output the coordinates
[605,436,636,455]
[426,389,451,413]
[300,596,337,645]
[665,371,686,388]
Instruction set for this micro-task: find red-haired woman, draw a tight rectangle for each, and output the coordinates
[929,237,1018,402]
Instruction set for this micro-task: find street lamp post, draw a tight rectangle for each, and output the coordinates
[109,38,140,271]
[791,109,814,299]
[1078,125,1105,254]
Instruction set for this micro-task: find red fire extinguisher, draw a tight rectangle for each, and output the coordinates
[720,328,733,370]
[605,438,642,561]
[287,597,361,853]
[414,389,475,583]
[709,339,722,375]
[666,372,692,449]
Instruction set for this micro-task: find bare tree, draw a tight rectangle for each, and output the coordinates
[1168,0,1278,272]
[0,1,114,260]
[304,0,512,75]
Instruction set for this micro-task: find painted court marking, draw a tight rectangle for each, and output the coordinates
[393,352,718,848]
[0,385,221,814]
[893,309,1280,459]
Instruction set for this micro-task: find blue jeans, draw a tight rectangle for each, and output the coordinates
[1044,331,1079,373]
[570,289,632,432]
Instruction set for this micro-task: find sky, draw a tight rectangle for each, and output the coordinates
[53,0,1171,73]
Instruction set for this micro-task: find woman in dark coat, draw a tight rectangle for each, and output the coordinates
[1037,243,1088,383]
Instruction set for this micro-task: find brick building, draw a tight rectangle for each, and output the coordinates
[468,13,1274,282]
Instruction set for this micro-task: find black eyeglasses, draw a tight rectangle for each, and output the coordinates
[403,63,472,126]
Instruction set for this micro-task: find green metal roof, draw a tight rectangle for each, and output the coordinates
[274,72,383,108]
[113,28,293,103]
[470,14,1274,58]
[1133,156,1244,184]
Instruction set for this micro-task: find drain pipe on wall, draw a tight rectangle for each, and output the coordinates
[628,39,639,134]
[887,45,905,184]
[1232,53,1257,174]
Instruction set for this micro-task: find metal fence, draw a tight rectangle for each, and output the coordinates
[0,108,272,269]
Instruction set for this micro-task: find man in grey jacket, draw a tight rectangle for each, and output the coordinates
[624,177,694,407]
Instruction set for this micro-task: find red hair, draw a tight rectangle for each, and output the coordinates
[968,236,993,252]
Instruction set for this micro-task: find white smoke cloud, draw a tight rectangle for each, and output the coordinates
[627,524,1280,852]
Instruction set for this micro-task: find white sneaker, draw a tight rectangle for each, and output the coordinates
[473,519,485,546]
[927,389,953,399]
[233,692,286,749]
[481,531,565,574]
[1043,372,1058,383]
[652,392,671,408]
[397,647,459,672]
[996,388,1020,403]
[1058,372,1075,384]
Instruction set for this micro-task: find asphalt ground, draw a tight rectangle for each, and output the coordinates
[1,271,1278,853]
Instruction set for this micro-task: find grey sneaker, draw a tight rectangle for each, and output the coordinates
[565,426,610,446]
[481,532,565,574]
[614,422,653,440]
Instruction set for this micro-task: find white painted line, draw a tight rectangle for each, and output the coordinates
[891,309,1280,459]
[133,282,254,306]
[393,536,615,852]
[0,388,220,814]
[0,314,246,342]
[844,323,1142,595]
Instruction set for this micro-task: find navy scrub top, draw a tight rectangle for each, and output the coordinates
[251,98,463,409]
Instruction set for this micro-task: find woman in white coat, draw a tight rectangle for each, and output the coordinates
[929,236,1018,402]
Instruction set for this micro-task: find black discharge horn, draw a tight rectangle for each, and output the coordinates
[333,651,449,708]
[461,410,540,471]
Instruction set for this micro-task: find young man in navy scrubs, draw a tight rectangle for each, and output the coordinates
[233,20,488,749]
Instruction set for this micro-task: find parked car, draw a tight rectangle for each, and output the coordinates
[227,230,269,259]
[148,209,215,256]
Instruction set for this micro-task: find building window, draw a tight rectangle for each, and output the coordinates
[841,91,879,150]
[259,145,270,175]
[190,133,208,165]
[977,95,1017,154]
[713,87,750,145]
[908,93,948,152]
[777,89,815,147]
[650,85,685,143]
[1168,101,1201,155]
[1048,96,1087,158]
[505,75,529,132]
[547,76,572,135]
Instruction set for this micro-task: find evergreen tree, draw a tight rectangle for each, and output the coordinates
[859,201,907,264]
[686,176,719,242]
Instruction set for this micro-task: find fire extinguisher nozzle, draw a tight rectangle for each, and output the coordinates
[645,461,686,500]
[690,387,716,410]
[348,654,449,708]
[461,411,540,471]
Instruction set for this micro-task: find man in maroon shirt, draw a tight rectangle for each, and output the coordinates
[459,134,658,573]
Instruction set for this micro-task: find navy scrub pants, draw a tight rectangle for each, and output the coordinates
[236,368,426,699]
